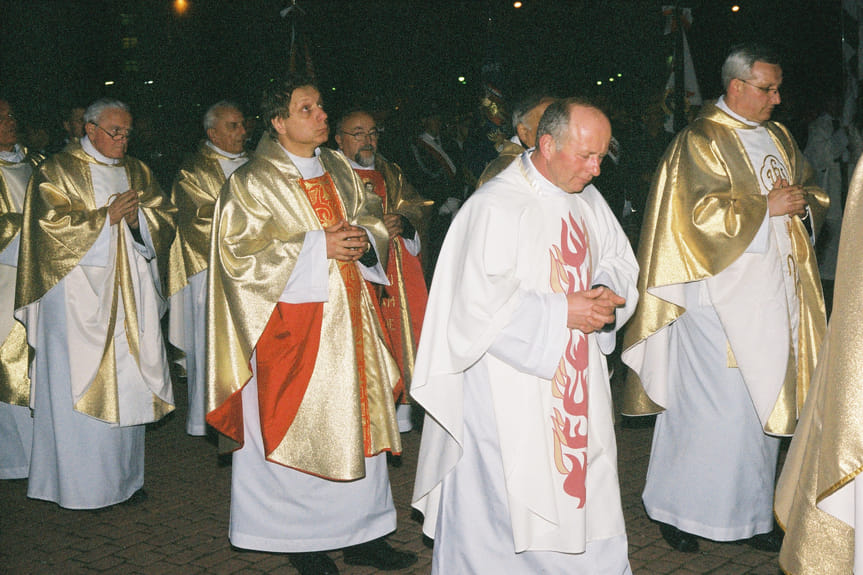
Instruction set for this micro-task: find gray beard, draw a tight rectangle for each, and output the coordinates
[354,149,375,168]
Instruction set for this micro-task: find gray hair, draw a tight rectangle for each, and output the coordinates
[83,98,130,125]
[535,97,598,150]
[721,43,781,91]
[511,94,555,133]
[203,100,242,131]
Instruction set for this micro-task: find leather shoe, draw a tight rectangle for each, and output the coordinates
[659,522,699,553]
[288,551,339,575]
[745,529,783,552]
[343,537,418,570]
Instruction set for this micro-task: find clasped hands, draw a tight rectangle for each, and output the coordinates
[107,189,140,229]
[325,219,370,261]
[567,286,626,334]
[767,177,808,218]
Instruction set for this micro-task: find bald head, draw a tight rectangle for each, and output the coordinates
[532,99,611,194]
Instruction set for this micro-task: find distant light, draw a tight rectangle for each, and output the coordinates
[731,5,740,11]
[104,80,115,86]
[609,78,614,82]
[174,0,189,15]
[458,76,465,82]
[144,80,154,85]
[596,80,603,86]
[513,1,523,8]
[617,73,622,78]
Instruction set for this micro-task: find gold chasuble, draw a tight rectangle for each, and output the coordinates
[622,102,827,435]
[775,161,863,575]
[167,141,246,298]
[0,149,37,407]
[355,156,433,393]
[206,137,401,481]
[14,142,176,421]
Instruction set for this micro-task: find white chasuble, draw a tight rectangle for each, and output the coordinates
[413,154,637,573]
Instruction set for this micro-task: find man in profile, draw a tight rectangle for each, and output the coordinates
[623,43,827,553]
[168,100,248,436]
[476,93,555,187]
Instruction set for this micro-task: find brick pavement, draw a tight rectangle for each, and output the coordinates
[1,374,783,574]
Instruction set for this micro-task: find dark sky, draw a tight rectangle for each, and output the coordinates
[0,0,845,141]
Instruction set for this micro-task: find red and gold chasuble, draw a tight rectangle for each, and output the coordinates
[356,169,429,398]
[549,212,591,507]
[252,174,390,459]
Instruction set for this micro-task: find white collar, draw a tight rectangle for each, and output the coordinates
[206,140,246,159]
[716,96,762,127]
[81,135,121,165]
[280,145,323,179]
[523,151,570,197]
[0,144,25,163]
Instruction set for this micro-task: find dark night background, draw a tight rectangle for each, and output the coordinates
[0,0,846,170]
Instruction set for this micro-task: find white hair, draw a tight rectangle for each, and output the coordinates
[83,98,130,125]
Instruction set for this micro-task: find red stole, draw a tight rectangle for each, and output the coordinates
[357,169,429,396]
[207,174,380,460]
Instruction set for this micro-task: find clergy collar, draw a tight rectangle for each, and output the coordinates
[0,144,25,163]
[716,96,762,127]
[279,144,324,179]
[206,140,246,160]
[81,135,121,165]
[523,151,570,197]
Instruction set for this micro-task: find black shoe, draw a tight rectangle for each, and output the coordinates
[288,552,339,575]
[659,522,699,553]
[343,537,418,571]
[745,529,783,552]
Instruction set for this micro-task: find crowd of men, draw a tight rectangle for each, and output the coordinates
[0,41,859,574]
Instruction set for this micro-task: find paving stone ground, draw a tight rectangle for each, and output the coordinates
[1,367,784,574]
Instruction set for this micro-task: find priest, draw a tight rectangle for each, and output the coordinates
[412,98,638,573]
[15,98,176,509]
[206,76,416,575]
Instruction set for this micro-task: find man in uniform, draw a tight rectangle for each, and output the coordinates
[335,109,433,433]
[622,43,828,552]
[168,101,248,436]
[206,76,416,575]
[412,98,638,573]
[15,98,176,509]
[0,98,36,479]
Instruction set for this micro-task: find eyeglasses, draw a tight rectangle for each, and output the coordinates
[738,79,780,96]
[340,129,381,142]
[92,122,133,141]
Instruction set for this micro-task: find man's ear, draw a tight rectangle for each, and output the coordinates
[516,123,530,147]
[271,115,287,136]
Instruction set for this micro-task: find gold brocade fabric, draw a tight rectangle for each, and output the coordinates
[0,155,32,405]
[357,160,433,391]
[14,142,176,421]
[775,159,863,575]
[16,141,176,309]
[207,136,399,479]
[167,141,247,297]
[375,153,434,247]
[476,140,525,189]
[622,101,828,423]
